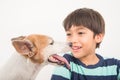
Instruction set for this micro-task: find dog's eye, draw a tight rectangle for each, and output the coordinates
[50,40,54,45]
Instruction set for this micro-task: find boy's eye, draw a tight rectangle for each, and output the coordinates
[78,32,84,35]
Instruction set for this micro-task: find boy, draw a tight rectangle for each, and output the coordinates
[51,8,120,80]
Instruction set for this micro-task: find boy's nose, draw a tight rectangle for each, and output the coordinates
[71,35,79,43]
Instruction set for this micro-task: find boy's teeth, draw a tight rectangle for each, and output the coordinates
[72,46,80,50]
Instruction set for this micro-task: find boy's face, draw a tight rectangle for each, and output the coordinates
[66,25,103,60]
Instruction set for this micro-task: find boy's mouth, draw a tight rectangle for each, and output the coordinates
[48,54,70,69]
[71,46,82,52]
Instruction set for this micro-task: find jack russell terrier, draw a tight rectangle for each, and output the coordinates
[0,34,70,80]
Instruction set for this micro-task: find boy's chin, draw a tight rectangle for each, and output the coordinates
[72,53,83,59]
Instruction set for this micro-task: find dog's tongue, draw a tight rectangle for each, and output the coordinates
[48,54,70,69]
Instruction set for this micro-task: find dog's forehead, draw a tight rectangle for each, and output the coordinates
[26,34,53,43]
[28,34,52,39]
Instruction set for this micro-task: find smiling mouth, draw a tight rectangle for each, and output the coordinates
[48,54,70,69]
[71,46,81,51]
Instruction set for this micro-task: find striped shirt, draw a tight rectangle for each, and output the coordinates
[51,53,120,80]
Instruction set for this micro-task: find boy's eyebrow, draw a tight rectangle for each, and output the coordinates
[77,27,85,30]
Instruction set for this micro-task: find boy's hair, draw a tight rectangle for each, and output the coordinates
[63,8,105,48]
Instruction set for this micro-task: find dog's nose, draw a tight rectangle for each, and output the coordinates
[50,40,54,45]
[68,42,72,47]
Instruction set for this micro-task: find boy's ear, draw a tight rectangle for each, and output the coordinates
[95,33,104,43]
[11,38,34,56]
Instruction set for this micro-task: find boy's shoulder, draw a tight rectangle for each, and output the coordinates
[97,54,120,67]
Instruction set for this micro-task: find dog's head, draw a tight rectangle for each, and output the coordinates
[11,34,70,69]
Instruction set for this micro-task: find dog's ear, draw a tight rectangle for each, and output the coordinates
[11,36,34,57]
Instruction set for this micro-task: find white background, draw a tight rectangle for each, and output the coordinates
[0,0,120,80]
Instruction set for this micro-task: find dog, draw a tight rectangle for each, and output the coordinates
[0,34,70,80]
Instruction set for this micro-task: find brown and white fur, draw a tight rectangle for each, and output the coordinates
[0,34,70,80]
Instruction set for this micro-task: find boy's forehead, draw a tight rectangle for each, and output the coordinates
[66,25,89,31]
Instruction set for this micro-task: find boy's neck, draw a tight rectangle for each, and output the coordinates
[79,54,99,66]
